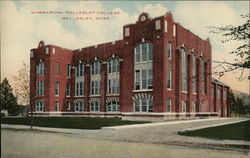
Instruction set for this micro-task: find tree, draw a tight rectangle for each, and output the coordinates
[0,78,22,115]
[13,61,30,105]
[229,90,247,116]
[209,14,250,79]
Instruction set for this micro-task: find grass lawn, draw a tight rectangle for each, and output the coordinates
[178,120,250,141]
[1,117,150,129]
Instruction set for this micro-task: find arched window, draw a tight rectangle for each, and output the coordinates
[201,61,206,94]
[134,98,153,112]
[167,98,172,112]
[91,61,101,75]
[107,58,119,73]
[217,87,221,99]
[107,58,120,94]
[134,43,153,63]
[181,48,188,92]
[76,63,84,77]
[223,89,227,100]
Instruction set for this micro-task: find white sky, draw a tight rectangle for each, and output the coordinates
[0,1,249,94]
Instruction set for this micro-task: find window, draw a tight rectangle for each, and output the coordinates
[36,61,45,76]
[223,89,227,99]
[217,88,221,99]
[90,101,100,112]
[167,41,172,59]
[75,81,84,96]
[55,62,60,75]
[155,20,161,30]
[165,21,168,32]
[36,100,44,112]
[67,64,71,77]
[91,81,100,95]
[76,63,84,77]
[107,78,119,94]
[46,47,49,54]
[135,70,140,90]
[167,98,172,112]
[212,87,214,97]
[106,101,120,112]
[66,102,71,110]
[36,81,45,95]
[167,70,172,89]
[201,61,206,94]
[134,98,153,112]
[182,100,187,112]
[192,54,197,94]
[134,69,153,90]
[192,102,196,112]
[173,24,176,37]
[181,48,188,92]
[74,101,83,112]
[108,58,119,73]
[55,101,60,111]
[66,83,70,96]
[55,82,59,96]
[134,43,153,63]
[91,61,101,75]
[125,27,130,37]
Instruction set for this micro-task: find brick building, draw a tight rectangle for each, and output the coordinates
[30,12,230,120]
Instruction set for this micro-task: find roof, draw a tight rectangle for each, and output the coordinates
[212,78,229,87]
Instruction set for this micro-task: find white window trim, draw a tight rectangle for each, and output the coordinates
[134,69,153,90]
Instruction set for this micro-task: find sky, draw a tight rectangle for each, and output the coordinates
[0,1,249,94]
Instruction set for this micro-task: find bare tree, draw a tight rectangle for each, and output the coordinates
[209,14,250,80]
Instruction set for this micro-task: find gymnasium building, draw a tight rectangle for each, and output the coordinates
[30,12,230,120]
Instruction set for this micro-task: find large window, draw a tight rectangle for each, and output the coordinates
[134,43,153,63]
[55,82,59,96]
[74,101,83,112]
[181,48,188,92]
[192,54,197,93]
[75,81,84,96]
[134,98,153,112]
[36,81,44,95]
[167,41,172,59]
[76,63,84,77]
[134,69,152,90]
[91,81,100,95]
[106,100,119,112]
[90,101,100,112]
[107,78,119,94]
[36,61,45,76]
[36,100,44,112]
[91,61,101,75]
[167,98,172,112]
[107,58,120,94]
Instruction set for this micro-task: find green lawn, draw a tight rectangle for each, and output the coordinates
[178,120,250,141]
[1,117,150,129]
